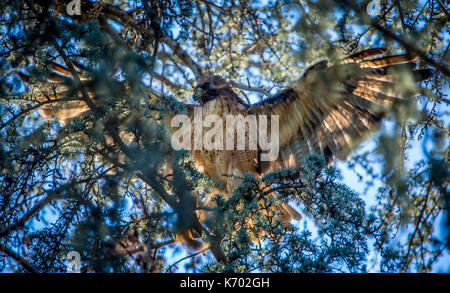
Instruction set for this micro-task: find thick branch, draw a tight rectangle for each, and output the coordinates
[229,80,272,99]
[339,0,450,77]
[161,34,204,81]
[56,40,225,262]
[26,0,224,264]
[0,244,39,273]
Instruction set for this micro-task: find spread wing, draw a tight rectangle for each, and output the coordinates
[248,48,432,174]
[17,62,99,123]
[18,61,194,176]
[17,62,168,124]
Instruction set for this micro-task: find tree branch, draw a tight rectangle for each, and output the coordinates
[25,0,225,265]
[165,246,209,272]
[339,0,450,77]
[229,80,272,99]
[401,180,433,272]
[161,34,204,81]
[0,244,39,273]
[371,23,449,77]
[0,196,51,239]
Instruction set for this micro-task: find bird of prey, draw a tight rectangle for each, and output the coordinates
[18,47,431,248]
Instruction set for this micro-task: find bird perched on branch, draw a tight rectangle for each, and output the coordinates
[18,47,432,249]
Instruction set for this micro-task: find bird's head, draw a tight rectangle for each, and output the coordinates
[193,75,230,104]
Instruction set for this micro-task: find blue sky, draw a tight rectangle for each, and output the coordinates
[158,0,450,271]
[15,0,449,272]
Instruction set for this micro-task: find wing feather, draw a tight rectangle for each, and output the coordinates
[249,48,432,174]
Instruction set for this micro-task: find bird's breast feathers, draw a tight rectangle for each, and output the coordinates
[192,96,257,189]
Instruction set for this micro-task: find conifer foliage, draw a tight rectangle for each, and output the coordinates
[0,0,448,272]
